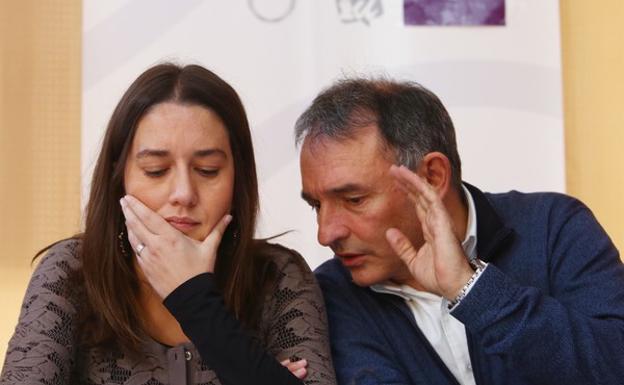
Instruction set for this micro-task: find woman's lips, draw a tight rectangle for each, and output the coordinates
[166,216,200,232]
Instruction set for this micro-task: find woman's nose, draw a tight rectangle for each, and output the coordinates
[168,171,198,207]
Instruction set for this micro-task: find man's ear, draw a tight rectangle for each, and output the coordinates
[416,152,452,198]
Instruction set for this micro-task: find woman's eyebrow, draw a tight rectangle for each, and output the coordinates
[135,148,227,159]
[193,149,227,158]
[136,149,169,158]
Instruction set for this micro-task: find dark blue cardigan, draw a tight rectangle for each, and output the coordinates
[315,183,624,385]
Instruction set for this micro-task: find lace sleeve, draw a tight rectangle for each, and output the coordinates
[0,240,82,385]
[263,249,337,385]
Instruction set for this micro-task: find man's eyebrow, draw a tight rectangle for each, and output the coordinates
[300,184,366,202]
[329,183,365,195]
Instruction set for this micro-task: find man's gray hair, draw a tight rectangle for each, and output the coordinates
[295,77,462,189]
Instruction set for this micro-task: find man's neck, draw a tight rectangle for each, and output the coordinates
[444,185,469,242]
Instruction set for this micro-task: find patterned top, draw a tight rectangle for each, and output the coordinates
[0,239,336,385]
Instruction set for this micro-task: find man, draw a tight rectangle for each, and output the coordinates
[295,78,624,385]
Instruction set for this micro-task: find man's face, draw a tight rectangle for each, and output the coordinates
[300,125,423,287]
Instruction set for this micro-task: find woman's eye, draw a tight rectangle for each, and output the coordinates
[144,169,167,177]
[197,168,219,177]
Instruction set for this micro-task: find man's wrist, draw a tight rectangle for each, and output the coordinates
[447,258,487,309]
[444,262,476,300]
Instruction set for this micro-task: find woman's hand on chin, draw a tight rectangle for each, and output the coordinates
[120,195,232,299]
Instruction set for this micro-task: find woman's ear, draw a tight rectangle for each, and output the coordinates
[417,152,452,198]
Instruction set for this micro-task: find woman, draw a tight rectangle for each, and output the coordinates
[0,63,335,385]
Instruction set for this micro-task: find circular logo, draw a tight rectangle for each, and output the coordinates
[248,0,296,23]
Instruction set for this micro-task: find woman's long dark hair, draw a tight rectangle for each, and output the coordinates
[76,63,275,352]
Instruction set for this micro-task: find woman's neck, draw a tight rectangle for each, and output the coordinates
[135,264,190,346]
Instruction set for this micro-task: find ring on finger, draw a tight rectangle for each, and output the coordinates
[136,242,146,256]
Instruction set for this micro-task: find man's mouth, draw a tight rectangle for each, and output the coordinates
[336,253,367,268]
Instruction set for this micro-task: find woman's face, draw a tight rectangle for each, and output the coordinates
[124,102,235,241]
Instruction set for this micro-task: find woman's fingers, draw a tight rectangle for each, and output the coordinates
[122,195,172,236]
[280,359,308,379]
[121,199,230,298]
[202,214,232,249]
[120,197,156,248]
[126,228,142,255]
[291,367,307,379]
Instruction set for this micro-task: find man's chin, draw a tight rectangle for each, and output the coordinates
[347,267,381,287]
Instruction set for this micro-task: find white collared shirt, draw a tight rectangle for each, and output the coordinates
[371,185,480,385]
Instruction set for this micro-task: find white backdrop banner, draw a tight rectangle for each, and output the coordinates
[83,0,564,268]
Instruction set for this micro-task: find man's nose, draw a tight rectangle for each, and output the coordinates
[169,171,198,207]
[317,207,350,247]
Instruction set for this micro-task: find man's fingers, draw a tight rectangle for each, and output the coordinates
[122,195,171,236]
[386,227,418,267]
[390,166,443,219]
[390,165,454,234]
[389,165,438,205]
[393,180,421,207]
[202,214,233,248]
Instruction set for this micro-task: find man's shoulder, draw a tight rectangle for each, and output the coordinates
[314,257,351,287]
[314,259,392,313]
[478,188,604,251]
[485,189,579,206]
[483,189,586,222]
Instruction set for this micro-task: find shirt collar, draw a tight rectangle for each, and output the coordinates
[462,184,478,261]
[371,185,478,297]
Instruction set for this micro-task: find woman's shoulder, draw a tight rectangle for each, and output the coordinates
[1,238,85,384]
[254,240,324,312]
[35,237,83,278]
[254,242,336,384]
[255,241,313,283]
[28,237,84,305]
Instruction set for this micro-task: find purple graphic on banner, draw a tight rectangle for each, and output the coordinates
[404,0,505,26]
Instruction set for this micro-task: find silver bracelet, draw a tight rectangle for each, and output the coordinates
[447,258,486,309]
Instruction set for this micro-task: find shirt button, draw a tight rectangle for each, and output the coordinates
[185,351,193,361]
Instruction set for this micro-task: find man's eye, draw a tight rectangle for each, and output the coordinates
[196,168,219,177]
[144,169,167,177]
[346,196,364,205]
